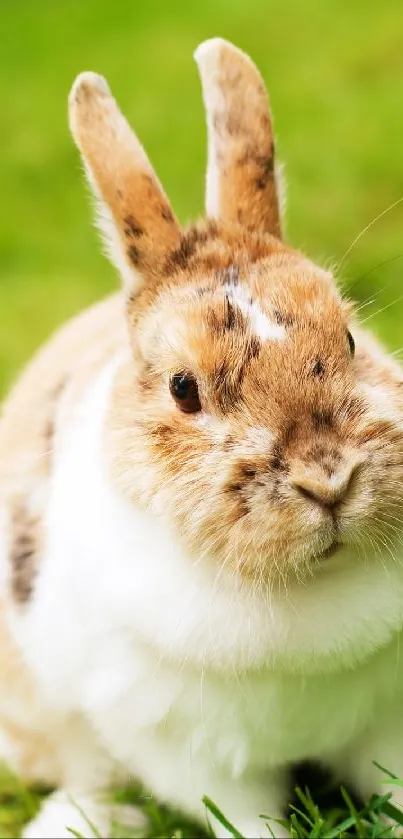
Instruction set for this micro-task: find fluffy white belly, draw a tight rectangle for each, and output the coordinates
[73,625,402,792]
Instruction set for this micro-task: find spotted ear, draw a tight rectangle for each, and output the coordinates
[195,39,282,239]
[69,72,182,294]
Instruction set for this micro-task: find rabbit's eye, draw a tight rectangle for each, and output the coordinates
[347,331,355,357]
[170,371,201,413]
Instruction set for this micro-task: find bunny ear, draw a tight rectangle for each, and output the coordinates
[69,72,181,294]
[195,39,282,238]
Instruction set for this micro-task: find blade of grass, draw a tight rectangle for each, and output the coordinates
[202,797,244,839]
[380,801,403,826]
[66,795,102,839]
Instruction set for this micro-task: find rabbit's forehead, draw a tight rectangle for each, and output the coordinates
[140,265,351,421]
[159,243,344,328]
[150,260,347,364]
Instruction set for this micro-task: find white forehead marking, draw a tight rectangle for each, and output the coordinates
[226,283,285,342]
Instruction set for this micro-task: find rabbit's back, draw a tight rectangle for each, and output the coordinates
[0,292,125,599]
[0,293,127,783]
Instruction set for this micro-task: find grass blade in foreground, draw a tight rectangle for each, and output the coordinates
[202,797,245,838]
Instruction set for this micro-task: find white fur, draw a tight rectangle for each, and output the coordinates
[242,300,284,342]
[22,789,145,839]
[0,505,9,597]
[5,359,403,837]
[229,284,285,342]
[22,791,106,839]
[194,41,225,219]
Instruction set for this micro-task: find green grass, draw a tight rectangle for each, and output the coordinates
[2,0,403,836]
[2,767,403,838]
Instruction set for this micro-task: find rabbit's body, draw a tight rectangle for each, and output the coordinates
[2,37,403,838]
[2,287,403,837]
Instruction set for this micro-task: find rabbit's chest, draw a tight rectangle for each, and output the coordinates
[164,658,390,771]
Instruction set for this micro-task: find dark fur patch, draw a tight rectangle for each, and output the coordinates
[255,152,275,190]
[150,423,174,443]
[206,307,221,334]
[223,296,238,331]
[215,359,231,389]
[238,145,275,190]
[313,358,325,379]
[214,360,238,411]
[342,396,366,421]
[271,443,286,471]
[222,434,235,452]
[305,445,342,475]
[240,464,257,481]
[244,336,261,363]
[311,411,333,431]
[124,215,144,239]
[127,244,142,266]
[206,296,246,335]
[214,334,262,410]
[224,462,263,519]
[227,481,243,494]
[274,309,293,327]
[10,503,39,604]
[224,479,250,519]
[322,463,334,479]
[163,227,208,275]
[161,205,175,223]
[216,264,240,287]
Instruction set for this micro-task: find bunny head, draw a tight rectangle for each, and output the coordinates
[68,39,403,589]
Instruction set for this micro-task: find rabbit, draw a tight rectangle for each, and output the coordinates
[1,35,403,839]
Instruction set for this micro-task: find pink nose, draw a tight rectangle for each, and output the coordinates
[290,462,360,510]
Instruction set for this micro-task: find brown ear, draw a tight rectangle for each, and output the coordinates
[69,72,181,294]
[195,39,282,238]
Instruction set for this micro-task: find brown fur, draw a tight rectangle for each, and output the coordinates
[105,217,403,581]
[10,501,41,603]
[69,74,181,287]
[195,39,282,236]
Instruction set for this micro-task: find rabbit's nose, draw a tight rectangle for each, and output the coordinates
[290,461,360,510]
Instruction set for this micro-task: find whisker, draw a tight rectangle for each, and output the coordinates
[360,293,403,324]
[343,253,403,295]
[337,196,403,271]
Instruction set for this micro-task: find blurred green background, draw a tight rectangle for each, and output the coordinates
[1,0,403,397]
